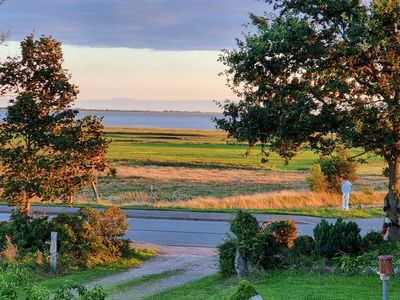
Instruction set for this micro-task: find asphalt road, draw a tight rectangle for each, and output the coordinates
[0,206,385,247]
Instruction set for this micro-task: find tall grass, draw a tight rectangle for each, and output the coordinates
[151,190,385,210]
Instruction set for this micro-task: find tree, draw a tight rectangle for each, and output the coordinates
[216,0,400,239]
[0,35,109,215]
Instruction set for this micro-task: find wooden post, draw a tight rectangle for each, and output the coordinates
[378,255,392,300]
[150,185,154,203]
[91,177,100,204]
[50,232,57,272]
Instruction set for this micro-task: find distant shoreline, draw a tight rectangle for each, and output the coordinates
[0,107,222,115]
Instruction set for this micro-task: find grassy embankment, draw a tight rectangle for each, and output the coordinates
[148,272,397,300]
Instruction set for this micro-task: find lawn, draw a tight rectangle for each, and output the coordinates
[148,272,397,300]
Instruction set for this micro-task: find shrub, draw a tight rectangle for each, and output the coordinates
[318,150,358,193]
[229,279,258,300]
[314,218,361,258]
[293,235,315,256]
[50,207,129,269]
[307,164,328,192]
[0,212,51,255]
[261,220,298,248]
[218,238,237,277]
[361,231,383,251]
[230,211,259,259]
[256,232,280,270]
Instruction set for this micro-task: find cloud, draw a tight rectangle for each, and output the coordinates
[0,0,269,50]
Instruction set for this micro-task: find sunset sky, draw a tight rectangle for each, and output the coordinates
[0,1,268,112]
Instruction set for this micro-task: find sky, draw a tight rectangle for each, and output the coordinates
[0,0,269,112]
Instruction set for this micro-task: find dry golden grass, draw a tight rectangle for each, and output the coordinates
[77,189,386,211]
[115,166,305,185]
[140,190,385,210]
[1,235,18,263]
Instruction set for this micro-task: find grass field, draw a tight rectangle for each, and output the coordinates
[70,127,388,216]
[148,272,397,300]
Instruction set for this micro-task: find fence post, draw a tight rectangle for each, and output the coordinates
[50,231,58,272]
[378,255,392,300]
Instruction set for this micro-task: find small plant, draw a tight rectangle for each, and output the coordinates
[218,238,237,277]
[229,279,258,300]
[53,281,105,300]
[261,220,298,248]
[336,250,379,275]
[293,235,315,256]
[1,236,19,263]
[307,164,328,192]
[314,218,361,258]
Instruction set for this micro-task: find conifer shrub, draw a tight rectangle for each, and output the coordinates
[293,235,315,256]
[361,231,383,251]
[314,218,361,258]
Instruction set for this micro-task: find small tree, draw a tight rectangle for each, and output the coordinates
[307,164,328,192]
[318,150,358,193]
[0,35,109,215]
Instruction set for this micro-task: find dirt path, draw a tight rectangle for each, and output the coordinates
[88,243,217,299]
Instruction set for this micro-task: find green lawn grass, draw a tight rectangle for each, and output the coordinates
[105,127,385,173]
[148,272,397,300]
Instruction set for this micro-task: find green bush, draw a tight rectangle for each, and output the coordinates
[361,232,383,251]
[50,207,129,269]
[314,219,361,258]
[218,238,237,277]
[230,210,259,259]
[293,235,315,256]
[0,212,51,255]
[307,164,328,192]
[261,220,298,248]
[318,150,358,193]
[229,279,258,300]
[256,232,280,270]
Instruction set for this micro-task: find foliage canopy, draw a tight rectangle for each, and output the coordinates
[216,0,400,238]
[0,35,109,214]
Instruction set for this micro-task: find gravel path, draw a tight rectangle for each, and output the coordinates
[88,243,218,299]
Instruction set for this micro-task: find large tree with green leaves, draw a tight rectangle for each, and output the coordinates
[0,35,108,215]
[216,0,400,239]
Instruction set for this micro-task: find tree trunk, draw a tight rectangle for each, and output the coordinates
[19,196,31,216]
[383,156,400,240]
[91,179,100,204]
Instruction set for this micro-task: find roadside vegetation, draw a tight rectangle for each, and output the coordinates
[150,210,399,299]
[0,207,156,299]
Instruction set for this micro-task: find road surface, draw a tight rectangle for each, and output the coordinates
[0,206,384,247]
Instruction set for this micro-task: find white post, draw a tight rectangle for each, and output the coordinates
[50,231,57,271]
